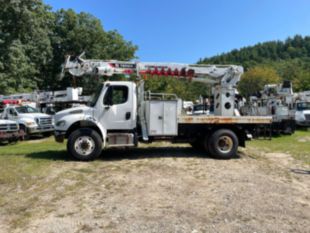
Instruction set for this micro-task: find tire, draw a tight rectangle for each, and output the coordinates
[19,125,29,140]
[67,128,102,161]
[206,129,238,159]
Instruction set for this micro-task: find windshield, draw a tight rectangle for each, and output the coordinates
[297,102,310,111]
[89,84,104,107]
[15,106,39,114]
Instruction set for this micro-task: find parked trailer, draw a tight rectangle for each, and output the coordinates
[53,54,272,161]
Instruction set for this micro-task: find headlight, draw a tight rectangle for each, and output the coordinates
[56,120,66,127]
[25,121,36,126]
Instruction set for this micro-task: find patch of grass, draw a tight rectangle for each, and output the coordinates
[249,130,310,165]
[0,137,67,188]
[0,137,65,155]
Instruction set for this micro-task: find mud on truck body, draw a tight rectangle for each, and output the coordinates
[54,54,272,161]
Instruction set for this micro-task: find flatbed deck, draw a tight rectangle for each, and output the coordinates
[178,115,272,124]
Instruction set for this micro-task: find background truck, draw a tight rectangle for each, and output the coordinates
[1,105,54,138]
[0,119,21,143]
[54,54,271,161]
[240,81,296,134]
[294,91,310,127]
[0,87,91,115]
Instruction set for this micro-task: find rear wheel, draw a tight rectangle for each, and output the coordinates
[207,129,238,159]
[67,128,102,161]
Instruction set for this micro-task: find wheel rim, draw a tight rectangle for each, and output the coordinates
[217,136,233,153]
[74,136,95,156]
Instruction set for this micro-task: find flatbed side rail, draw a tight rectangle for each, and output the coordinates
[178,115,272,124]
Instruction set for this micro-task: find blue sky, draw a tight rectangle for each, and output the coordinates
[44,0,310,63]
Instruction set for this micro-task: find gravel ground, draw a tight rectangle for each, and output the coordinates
[1,144,309,233]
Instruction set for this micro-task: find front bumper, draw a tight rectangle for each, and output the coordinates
[28,125,54,134]
[54,130,66,143]
[0,131,23,141]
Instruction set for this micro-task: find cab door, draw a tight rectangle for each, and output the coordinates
[6,108,18,120]
[95,83,135,130]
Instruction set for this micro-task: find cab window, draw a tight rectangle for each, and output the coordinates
[104,86,128,106]
[9,108,17,116]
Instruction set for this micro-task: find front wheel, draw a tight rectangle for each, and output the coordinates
[67,128,102,161]
[19,125,29,140]
[207,129,238,159]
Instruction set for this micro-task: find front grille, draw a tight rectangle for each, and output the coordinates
[305,114,310,121]
[0,124,18,132]
[8,124,18,131]
[39,117,52,126]
[0,125,8,131]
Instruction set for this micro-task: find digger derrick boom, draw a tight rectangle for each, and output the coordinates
[62,54,243,116]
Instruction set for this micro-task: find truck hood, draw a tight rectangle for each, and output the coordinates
[55,106,93,122]
[0,119,17,125]
[19,113,51,119]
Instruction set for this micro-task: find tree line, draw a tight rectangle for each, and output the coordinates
[1,1,309,100]
[0,0,137,95]
[199,35,310,96]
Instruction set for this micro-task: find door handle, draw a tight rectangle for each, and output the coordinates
[158,116,163,120]
[125,112,131,120]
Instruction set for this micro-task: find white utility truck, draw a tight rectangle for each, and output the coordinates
[54,54,271,160]
[294,91,310,127]
[0,119,21,142]
[1,105,54,138]
[240,81,296,134]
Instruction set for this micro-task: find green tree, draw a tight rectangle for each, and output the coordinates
[238,66,281,97]
[0,0,54,94]
[48,9,137,93]
[200,35,310,93]
[144,76,210,101]
[0,1,137,94]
